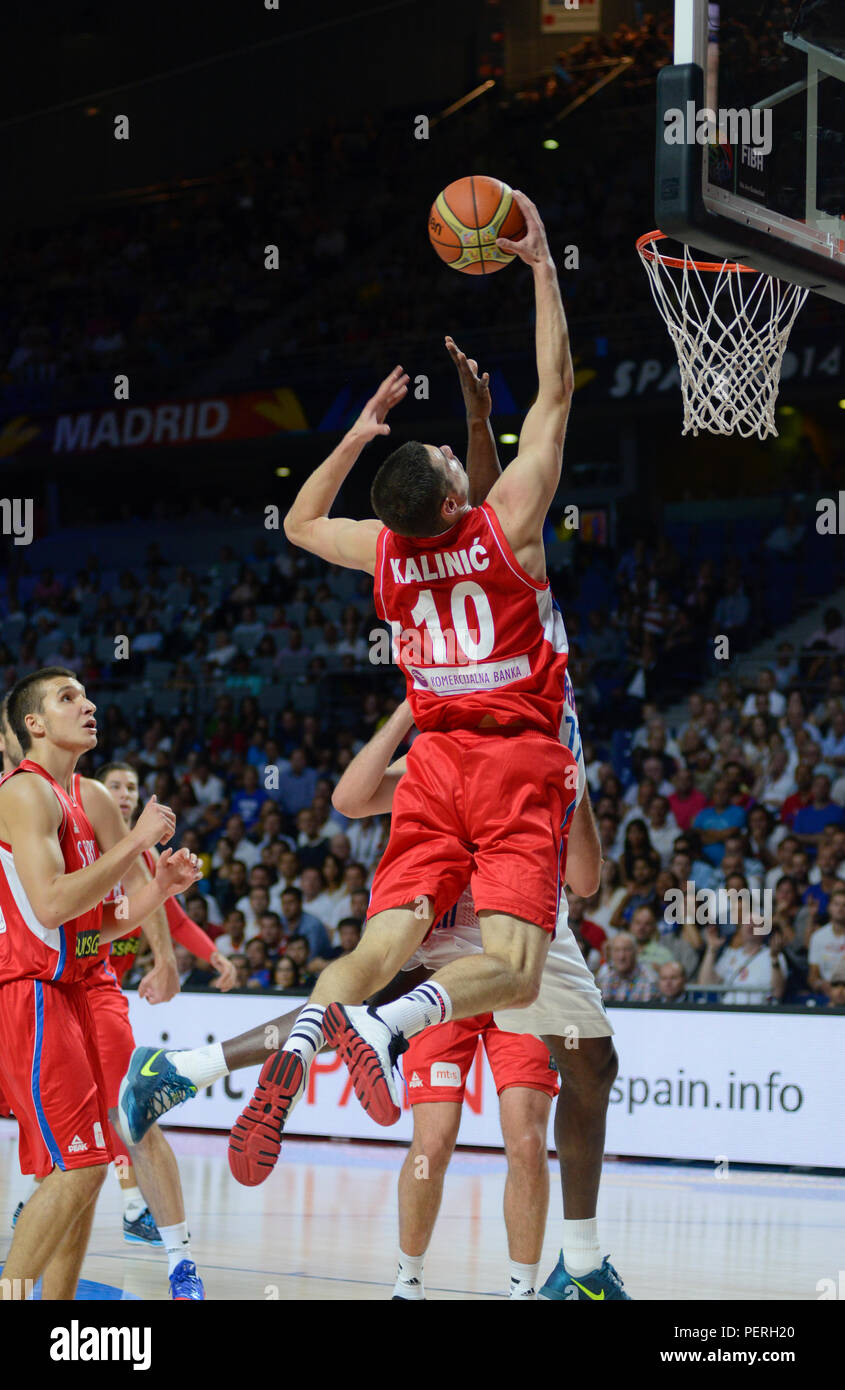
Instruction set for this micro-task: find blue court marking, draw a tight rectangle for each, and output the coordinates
[24,1277,140,1300]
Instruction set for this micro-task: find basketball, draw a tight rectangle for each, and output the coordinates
[428,175,526,275]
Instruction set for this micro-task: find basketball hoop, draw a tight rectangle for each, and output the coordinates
[636,231,810,440]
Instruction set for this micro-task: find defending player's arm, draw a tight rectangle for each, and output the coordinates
[565,791,602,898]
[0,776,177,933]
[283,366,409,573]
[485,192,574,552]
[446,336,501,505]
[331,699,415,817]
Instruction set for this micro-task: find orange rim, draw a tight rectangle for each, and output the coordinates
[636,229,757,275]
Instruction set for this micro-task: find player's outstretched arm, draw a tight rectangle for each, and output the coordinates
[486,191,574,553]
[0,777,176,934]
[331,699,414,817]
[445,335,501,505]
[284,365,409,573]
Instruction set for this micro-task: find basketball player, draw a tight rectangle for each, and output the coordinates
[251,189,581,1142]
[0,668,200,1300]
[1,706,224,1295]
[333,699,626,1300]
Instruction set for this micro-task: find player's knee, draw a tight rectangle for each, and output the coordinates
[509,967,541,1009]
[504,1120,547,1173]
[413,1129,456,1177]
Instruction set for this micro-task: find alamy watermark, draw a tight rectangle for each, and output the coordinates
[664,102,772,156]
[665,885,773,934]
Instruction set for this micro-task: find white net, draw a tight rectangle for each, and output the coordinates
[636,232,810,440]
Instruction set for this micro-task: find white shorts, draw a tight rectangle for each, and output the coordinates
[405,896,613,1042]
[494,926,613,1041]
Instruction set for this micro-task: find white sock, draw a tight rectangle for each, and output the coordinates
[393,1249,426,1300]
[377,983,452,1040]
[168,1043,227,1090]
[508,1259,540,1299]
[286,1005,326,1070]
[121,1185,146,1222]
[562,1217,601,1278]
[158,1221,193,1276]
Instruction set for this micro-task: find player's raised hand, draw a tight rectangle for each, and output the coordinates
[445,336,491,421]
[134,795,176,849]
[351,365,409,443]
[154,847,202,897]
[496,190,551,267]
[138,953,180,1005]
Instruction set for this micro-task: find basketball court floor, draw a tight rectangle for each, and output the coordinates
[1,1119,841,1300]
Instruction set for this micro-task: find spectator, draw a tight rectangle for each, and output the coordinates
[655,960,689,1004]
[696,921,787,1005]
[309,917,363,974]
[629,904,699,977]
[741,668,786,719]
[277,748,319,817]
[190,759,225,807]
[284,935,318,991]
[257,911,285,961]
[610,855,658,927]
[619,818,660,881]
[346,813,386,868]
[216,858,249,914]
[238,885,271,933]
[279,886,331,957]
[792,774,845,854]
[295,807,330,869]
[807,886,845,998]
[596,933,658,1002]
[668,765,708,831]
[273,956,302,994]
[230,765,271,830]
[214,908,248,956]
[173,944,214,990]
[644,795,679,865]
[693,778,747,867]
[244,939,271,989]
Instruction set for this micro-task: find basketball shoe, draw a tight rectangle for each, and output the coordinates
[539,1254,631,1301]
[321,1004,408,1126]
[228,1051,304,1186]
[118,1046,198,1146]
[123,1206,163,1246]
[169,1259,205,1300]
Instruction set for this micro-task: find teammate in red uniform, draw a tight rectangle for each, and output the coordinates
[92,762,233,1267]
[0,667,199,1299]
[1,703,229,1295]
[239,191,579,1151]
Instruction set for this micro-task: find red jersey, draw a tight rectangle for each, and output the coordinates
[0,760,103,984]
[374,502,569,737]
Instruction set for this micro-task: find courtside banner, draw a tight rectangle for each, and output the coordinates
[122,994,845,1168]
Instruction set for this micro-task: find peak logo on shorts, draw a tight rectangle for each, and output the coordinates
[409,1071,423,1088]
[68,1134,88,1154]
[430,1062,461,1087]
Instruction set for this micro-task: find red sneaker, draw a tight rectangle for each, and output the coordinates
[228,1050,304,1186]
[322,1004,407,1127]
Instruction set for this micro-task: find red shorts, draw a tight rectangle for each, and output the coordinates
[403,1013,559,1105]
[0,978,112,1179]
[367,727,577,933]
[85,963,136,1109]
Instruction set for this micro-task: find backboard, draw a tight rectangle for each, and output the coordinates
[655,0,845,302]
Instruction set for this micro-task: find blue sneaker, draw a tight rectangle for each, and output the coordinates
[539,1254,631,1301]
[123,1206,163,1246]
[11,1200,24,1231]
[169,1259,205,1300]
[118,1046,197,1145]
